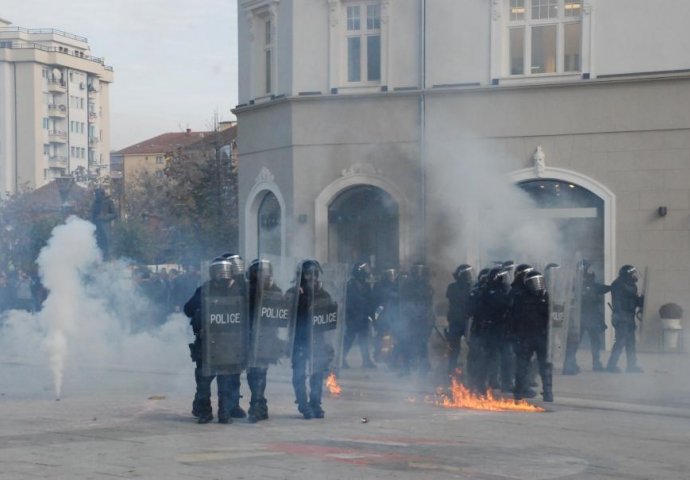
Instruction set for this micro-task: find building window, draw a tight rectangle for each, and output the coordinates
[264,19,273,94]
[156,155,164,165]
[507,0,582,75]
[345,2,381,83]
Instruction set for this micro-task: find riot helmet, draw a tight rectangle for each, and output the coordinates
[501,260,515,271]
[514,263,534,285]
[209,256,233,281]
[545,262,560,271]
[524,271,546,296]
[300,259,322,288]
[488,267,508,287]
[247,258,273,288]
[383,268,397,283]
[619,264,638,282]
[477,268,491,286]
[351,262,372,282]
[220,252,245,277]
[411,263,427,279]
[578,258,591,273]
[452,264,473,283]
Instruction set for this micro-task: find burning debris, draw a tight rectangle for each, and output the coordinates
[326,372,342,397]
[431,377,545,413]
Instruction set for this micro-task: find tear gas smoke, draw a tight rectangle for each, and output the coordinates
[0,216,190,400]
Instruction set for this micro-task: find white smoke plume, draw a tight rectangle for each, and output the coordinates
[0,216,191,400]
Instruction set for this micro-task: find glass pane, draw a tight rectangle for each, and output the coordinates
[258,192,281,256]
[532,0,558,20]
[367,4,381,30]
[265,49,271,93]
[510,0,525,21]
[265,20,271,45]
[367,35,381,81]
[565,0,583,18]
[347,6,361,31]
[531,24,557,73]
[564,22,582,71]
[509,27,525,75]
[348,37,361,82]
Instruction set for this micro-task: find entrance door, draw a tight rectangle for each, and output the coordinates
[328,186,399,270]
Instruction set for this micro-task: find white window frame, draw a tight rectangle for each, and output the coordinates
[243,0,279,101]
[491,0,593,81]
[343,2,381,85]
[329,0,390,93]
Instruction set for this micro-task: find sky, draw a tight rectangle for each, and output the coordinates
[3,0,238,150]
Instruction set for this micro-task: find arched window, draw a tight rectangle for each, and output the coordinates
[257,191,281,256]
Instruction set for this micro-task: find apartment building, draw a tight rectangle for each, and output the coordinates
[0,18,113,193]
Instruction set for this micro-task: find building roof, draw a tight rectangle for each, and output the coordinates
[113,130,210,155]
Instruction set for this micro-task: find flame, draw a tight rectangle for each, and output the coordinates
[326,372,342,397]
[433,377,545,413]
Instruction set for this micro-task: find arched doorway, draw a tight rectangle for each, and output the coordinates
[517,179,604,269]
[328,186,399,270]
[517,177,606,349]
[257,191,281,256]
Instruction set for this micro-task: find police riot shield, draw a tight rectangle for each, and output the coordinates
[569,256,584,348]
[201,276,249,376]
[308,262,347,376]
[546,259,577,365]
[372,270,400,366]
[248,255,299,368]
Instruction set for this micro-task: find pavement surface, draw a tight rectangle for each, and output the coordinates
[1,349,690,479]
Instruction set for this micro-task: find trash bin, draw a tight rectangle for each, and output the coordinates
[661,318,683,352]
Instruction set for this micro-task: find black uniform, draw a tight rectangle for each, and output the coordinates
[246,276,282,423]
[290,271,336,419]
[343,276,375,368]
[606,270,643,372]
[445,277,472,375]
[372,274,399,364]
[512,287,552,401]
[184,278,244,424]
[398,269,434,376]
[466,274,511,393]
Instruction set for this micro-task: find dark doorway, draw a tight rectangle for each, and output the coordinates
[328,186,399,270]
[257,191,281,256]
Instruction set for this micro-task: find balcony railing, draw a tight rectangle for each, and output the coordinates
[0,38,112,70]
[48,104,67,116]
[47,80,67,92]
[48,130,67,142]
[48,155,68,168]
[88,111,97,120]
[88,137,99,146]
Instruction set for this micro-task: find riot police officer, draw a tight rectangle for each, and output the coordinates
[512,271,553,402]
[398,263,434,376]
[564,259,610,373]
[184,255,247,424]
[289,259,335,419]
[342,262,376,368]
[606,265,644,373]
[372,268,399,364]
[445,264,473,376]
[466,267,511,393]
[246,258,282,423]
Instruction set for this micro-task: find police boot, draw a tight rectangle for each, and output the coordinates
[309,400,325,419]
[541,364,554,403]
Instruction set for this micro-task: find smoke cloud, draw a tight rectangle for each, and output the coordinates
[0,216,191,400]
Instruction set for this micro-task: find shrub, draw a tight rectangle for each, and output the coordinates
[659,303,683,319]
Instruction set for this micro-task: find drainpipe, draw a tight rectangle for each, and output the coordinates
[419,0,427,263]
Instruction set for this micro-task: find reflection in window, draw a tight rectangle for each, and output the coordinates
[510,27,525,75]
[531,25,557,74]
[258,191,281,256]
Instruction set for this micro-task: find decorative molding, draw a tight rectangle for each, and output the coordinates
[328,0,339,27]
[381,0,391,24]
[491,0,501,21]
[341,162,381,177]
[246,11,255,42]
[255,166,275,184]
[533,145,546,178]
[583,0,594,15]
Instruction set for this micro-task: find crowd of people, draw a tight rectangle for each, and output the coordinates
[342,259,645,404]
